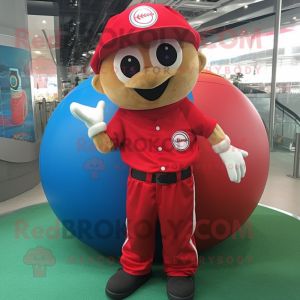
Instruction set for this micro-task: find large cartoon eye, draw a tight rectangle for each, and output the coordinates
[149,39,182,69]
[114,46,144,83]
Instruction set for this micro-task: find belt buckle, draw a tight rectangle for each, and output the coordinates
[155,173,167,185]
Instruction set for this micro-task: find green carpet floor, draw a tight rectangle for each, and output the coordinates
[0,203,300,300]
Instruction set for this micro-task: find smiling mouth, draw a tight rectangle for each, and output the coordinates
[134,79,170,101]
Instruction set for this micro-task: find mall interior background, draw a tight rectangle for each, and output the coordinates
[0,0,299,214]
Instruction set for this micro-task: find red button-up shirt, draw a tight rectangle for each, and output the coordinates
[105,97,217,173]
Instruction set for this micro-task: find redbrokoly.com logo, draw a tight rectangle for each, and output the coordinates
[129,6,158,28]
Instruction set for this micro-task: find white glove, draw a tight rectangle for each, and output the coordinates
[212,135,248,183]
[70,101,107,139]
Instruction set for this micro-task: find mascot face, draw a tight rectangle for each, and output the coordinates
[92,40,206,110]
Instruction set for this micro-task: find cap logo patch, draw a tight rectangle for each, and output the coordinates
[129,6,158,28]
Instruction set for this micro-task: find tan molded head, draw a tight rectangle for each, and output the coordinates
[92,40,206,110]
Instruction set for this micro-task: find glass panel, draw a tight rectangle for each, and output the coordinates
[200,5,300,158]
[27,15,58,103]
[200,13,275,140]
[273,9,300,155]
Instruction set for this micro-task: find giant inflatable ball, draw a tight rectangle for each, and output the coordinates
[40,70,269,256]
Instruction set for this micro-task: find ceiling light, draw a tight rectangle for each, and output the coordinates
[88,50,95,55]
[35,51,41,54]
[213,8,217,13]
[42,20,46,24]
[82,53,87,56]
[293,17,297,20]
[244,5,248,9]
[35,35,38,37]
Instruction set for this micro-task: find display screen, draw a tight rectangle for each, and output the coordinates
[0,45,35,143]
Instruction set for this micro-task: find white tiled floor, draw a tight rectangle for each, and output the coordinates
[259,151,300,216]
[0,182,47,216]
[0,152,299,217]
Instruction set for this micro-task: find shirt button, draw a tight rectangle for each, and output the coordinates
[161,166,165,171]
[156,126,160,131]
[158,147,162,151]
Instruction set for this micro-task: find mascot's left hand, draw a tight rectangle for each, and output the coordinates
[212,135,248,183]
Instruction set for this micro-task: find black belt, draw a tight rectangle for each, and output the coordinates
[131,167,191,185]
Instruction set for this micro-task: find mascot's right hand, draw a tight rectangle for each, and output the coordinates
[70,101,107,139]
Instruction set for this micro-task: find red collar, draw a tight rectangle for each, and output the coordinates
[122,97,188,119]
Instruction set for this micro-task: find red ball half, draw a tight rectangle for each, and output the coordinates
[192,70,269,251]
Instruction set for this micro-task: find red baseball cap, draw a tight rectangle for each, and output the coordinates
[90,3,200,74]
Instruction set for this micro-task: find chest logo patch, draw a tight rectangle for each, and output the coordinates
[171,131,190,151]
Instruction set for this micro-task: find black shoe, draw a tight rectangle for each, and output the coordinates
[167,275,195,300]
[105,268,152,299]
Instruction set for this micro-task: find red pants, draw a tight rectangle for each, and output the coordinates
[120,168,198,276]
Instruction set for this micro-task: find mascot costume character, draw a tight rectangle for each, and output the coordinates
[70,4,248,300]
